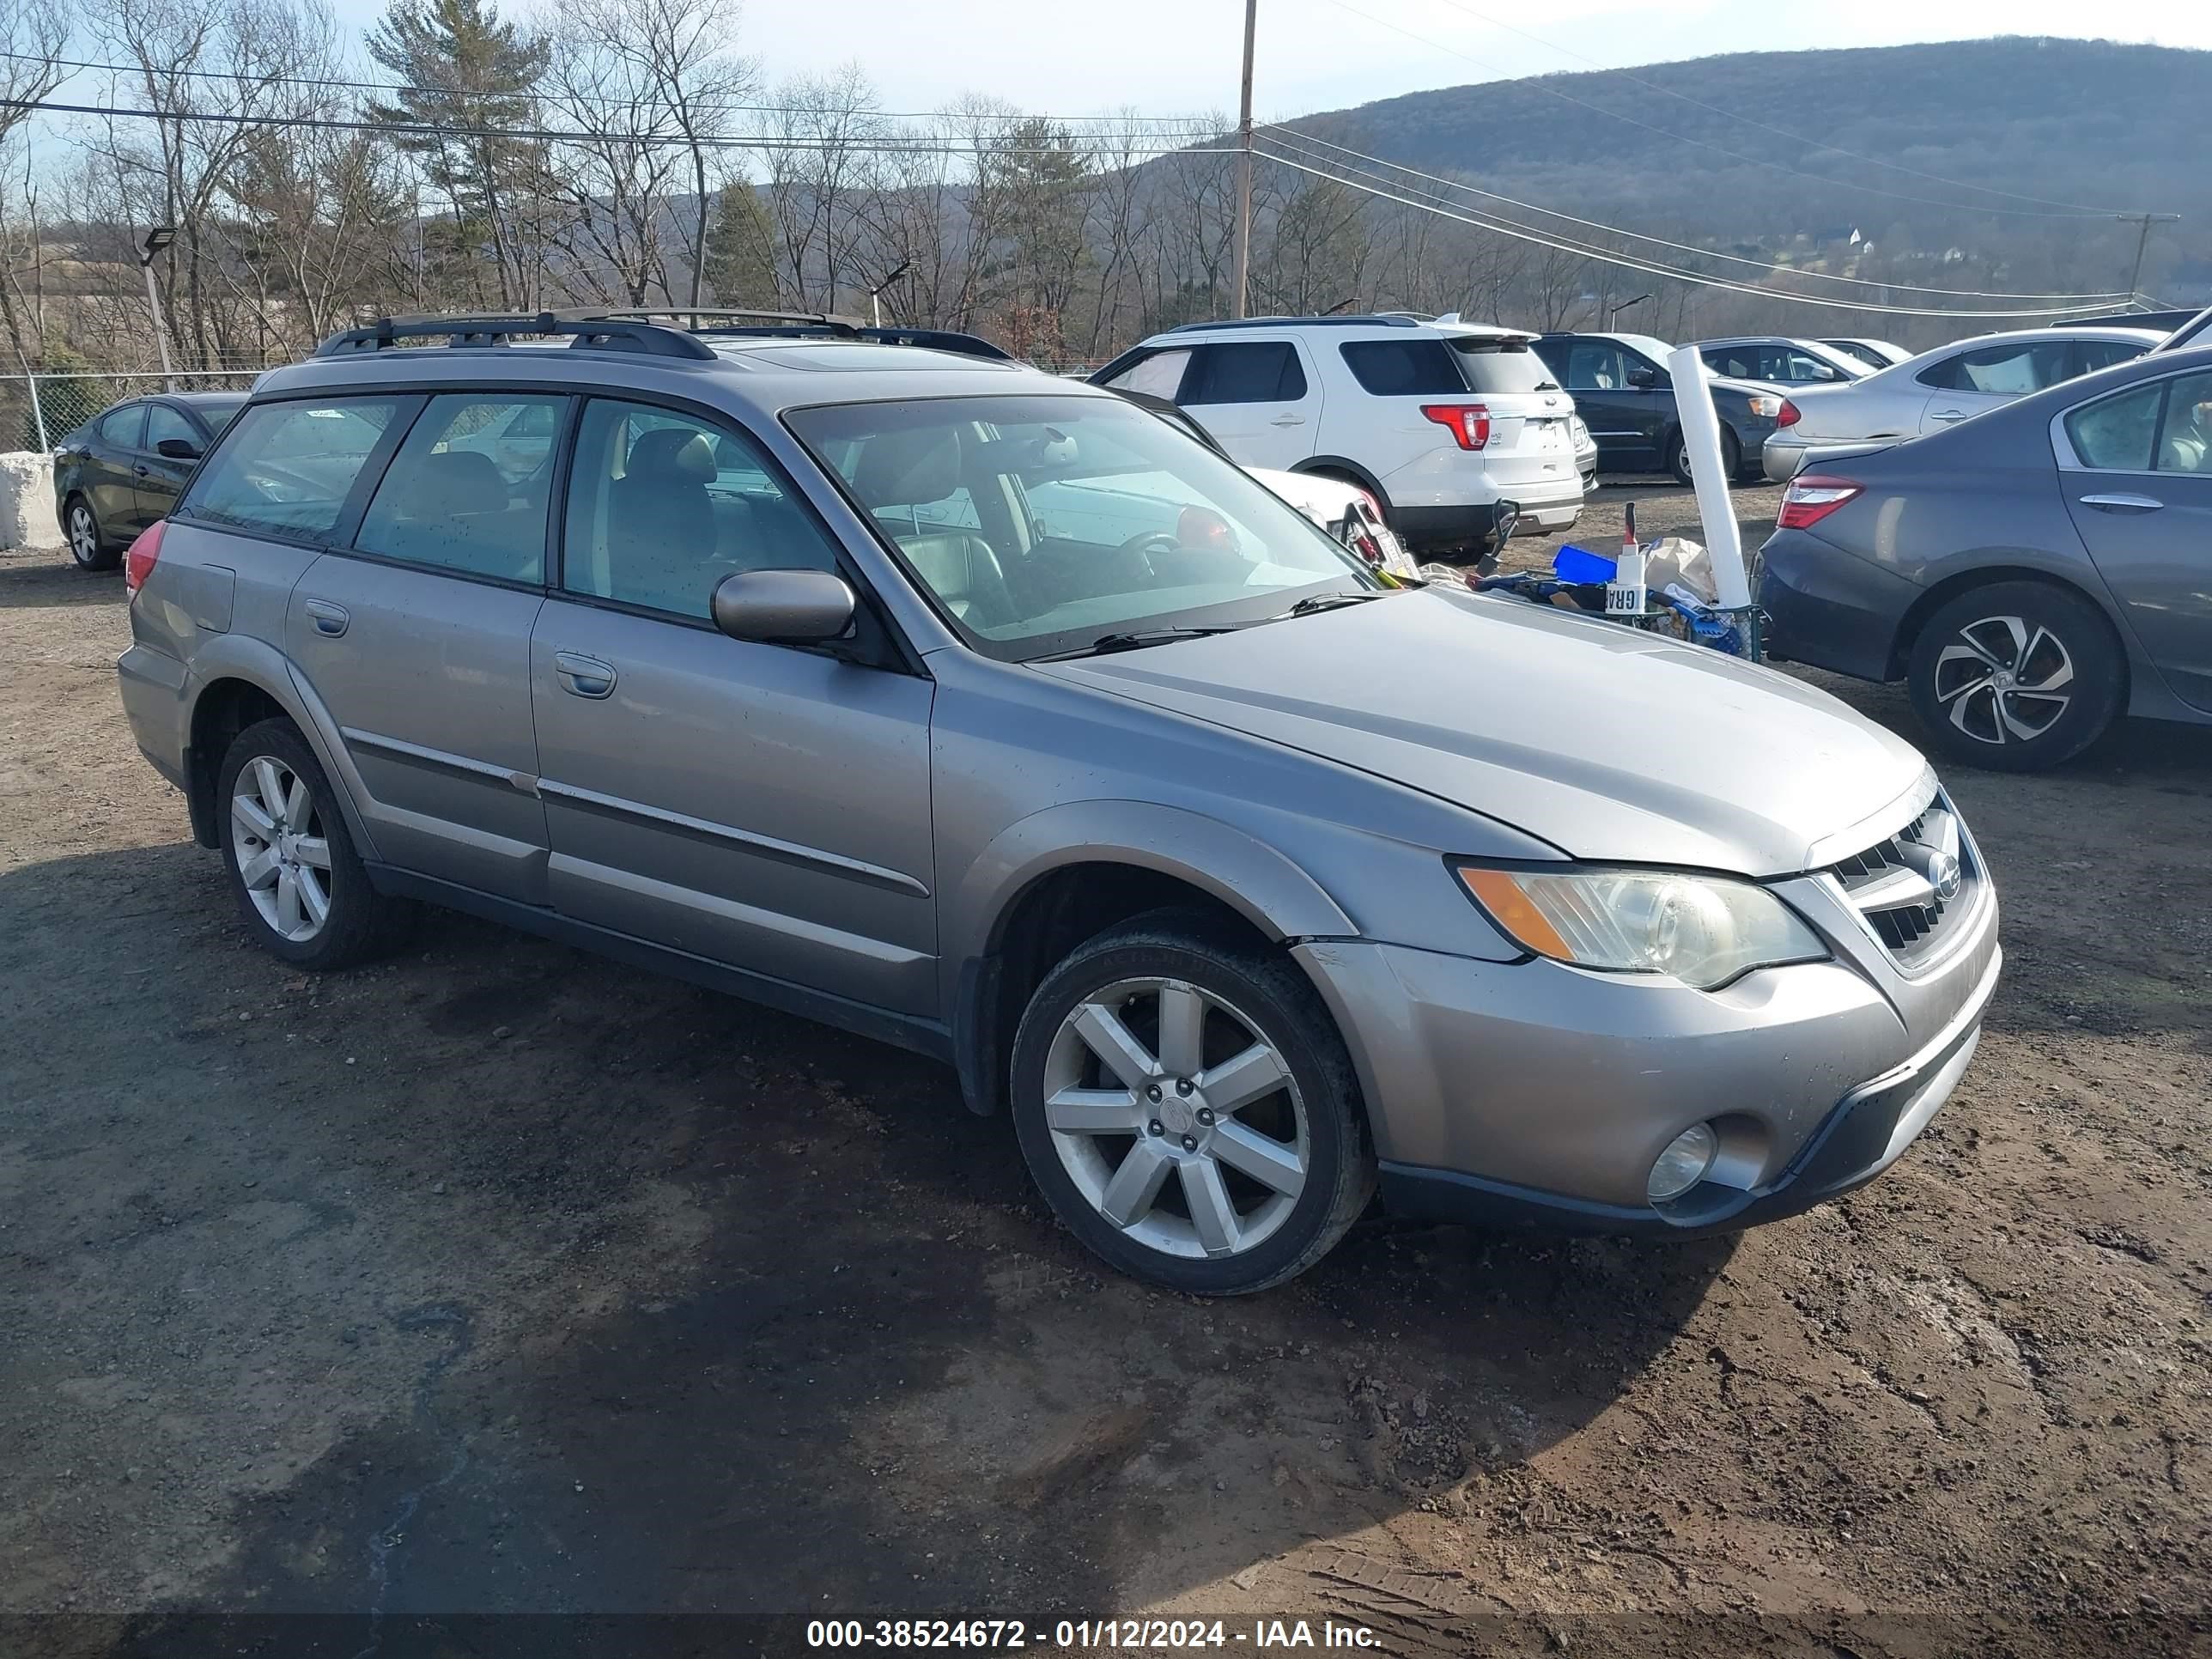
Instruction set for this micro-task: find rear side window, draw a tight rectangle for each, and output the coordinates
[356,395,565,583]
[2064,383,2160,471]
[1339,340,1465,397]
[2074,339,2149,377]
[96,404,145,447]
[1183,342,1307,404]
[1919,341,2073,395]
[1099,348,1191,399]
[1448,339,1557,394]
[180,398,402,542]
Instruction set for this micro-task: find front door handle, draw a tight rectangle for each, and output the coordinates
[303,599,349,638]
[1929,409,1968,423]
[554,651,617,699]
[1269,414,1307,428]
[2080,493,2164,513]
[132,463,151,478]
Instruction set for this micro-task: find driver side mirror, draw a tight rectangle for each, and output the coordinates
[1625,364,1662,389]
[711,568,857,645]
[155,437,201,460]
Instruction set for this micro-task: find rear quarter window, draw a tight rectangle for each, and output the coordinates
[179,398,404,543]
[1338,340,1466,397]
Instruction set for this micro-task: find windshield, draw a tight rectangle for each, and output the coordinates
[787,393,1379,660]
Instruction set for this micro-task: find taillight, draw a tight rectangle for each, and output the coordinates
[1776,398,1802,428]
[1419,403,1491,451]
[124,519,167,597]
[1776,475,1862,531]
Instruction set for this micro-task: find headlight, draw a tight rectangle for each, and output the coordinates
[1745,394,1784,419]
[1455,865,1826,990]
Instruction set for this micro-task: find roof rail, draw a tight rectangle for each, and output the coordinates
[314,310,717,361]
[588,307,1013,361]
[1165,313,1424,333]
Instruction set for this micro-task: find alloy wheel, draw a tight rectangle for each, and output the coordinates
[230,755,333,943]
[1932,615,2075,746]
[69,505,99,566]
[1041,976,1308,1261]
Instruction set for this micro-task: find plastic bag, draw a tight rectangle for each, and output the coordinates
[1642,537,1718,605]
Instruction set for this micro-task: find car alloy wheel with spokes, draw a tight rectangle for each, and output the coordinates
[66,500,114,570]
[232,754,333,942]
[1933,615,2075,746]
[1010,910,1375,1295]
[1043,976,1309,1261]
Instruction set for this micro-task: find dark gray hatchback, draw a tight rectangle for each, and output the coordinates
[1758,343,2212,771]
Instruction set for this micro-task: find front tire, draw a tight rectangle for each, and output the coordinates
[65,496,117,571]
[1906,581,2124,772]
[1009,909,1375,1295]
[216,718,399,968]
[1666,428,1740,488]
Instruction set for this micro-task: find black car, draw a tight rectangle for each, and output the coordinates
[1533,331,1781,484]
[1758,343,2212,771]
[53,392,246,570]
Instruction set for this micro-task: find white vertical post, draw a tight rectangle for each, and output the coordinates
[1665,344,1752,610]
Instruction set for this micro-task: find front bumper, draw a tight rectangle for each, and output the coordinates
[1292,850,2000,1237]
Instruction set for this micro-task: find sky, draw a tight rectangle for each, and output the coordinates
[351,0,2211,120]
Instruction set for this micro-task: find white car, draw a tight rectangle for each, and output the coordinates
[1695,337,1870,386]
[1762,325,2163,482]
[1819,337,1914,372]
[1091,314,1584,557]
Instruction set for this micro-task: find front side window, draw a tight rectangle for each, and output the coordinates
[1101,348,1191,400]
[1183,342,1306,405]
[790,393,1376,660]
[563,399,841,619]
[180,398,402,542]
[356,395,563,582]
[2158,370,2212,475]
[144,404,199,453]
[1560,342,1632,392]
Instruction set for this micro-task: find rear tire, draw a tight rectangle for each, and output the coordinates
[1665,428,1740,488]
[65,496,117,571]
[216,718,402,969]
[1009,908,1375,1295]
[1906,581,2124,772]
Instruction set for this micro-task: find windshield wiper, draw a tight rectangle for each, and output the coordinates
[1279,591,1385,617]
[1047,625,1248,659]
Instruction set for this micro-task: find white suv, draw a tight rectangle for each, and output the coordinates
[1091,315,1585,556]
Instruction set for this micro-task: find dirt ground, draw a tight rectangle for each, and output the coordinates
[3,480,2209,1658]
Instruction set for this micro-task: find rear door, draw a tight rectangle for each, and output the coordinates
[1544,339,1665,467]
[2057,366,2212,713]
[1177,338,1322,471]
[82,402,145,532]
[1917,338,2075,433]
[272,391,564,903]
[530,396,938,1014]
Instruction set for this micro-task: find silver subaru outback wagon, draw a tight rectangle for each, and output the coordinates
[116,311,2001,1295]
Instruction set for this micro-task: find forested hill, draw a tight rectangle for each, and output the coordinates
[1266,35,2210,297]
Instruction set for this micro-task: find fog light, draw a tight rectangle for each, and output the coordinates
[1648,1123,1719,1203]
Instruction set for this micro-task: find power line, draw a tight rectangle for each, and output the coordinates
[1255,145,2131,319]
[1310,0,2141,222]
[1261,125,2132,302]
[1,94,1237,158]
[1411,0,2148,216]
[2,49,1226,130]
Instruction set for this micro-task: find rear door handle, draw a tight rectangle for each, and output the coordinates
[554,651,617,699]
[132,464,151,477]
[1929,410,1968,423]
[1269,414,1307,428]
[2080,493,2164,513]
[303,599,349,638]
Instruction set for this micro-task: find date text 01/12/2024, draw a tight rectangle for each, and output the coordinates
[805,1619,1385,1650]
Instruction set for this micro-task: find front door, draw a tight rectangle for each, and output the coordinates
[1552,340,1666,468]
[530,396,938,1016]
[282,391,562,902]
[1178,339,1322,471]
[2059,366,2212,714]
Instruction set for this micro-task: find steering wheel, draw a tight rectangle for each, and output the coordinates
[241,461,339,505]
[1117,529,1182,578]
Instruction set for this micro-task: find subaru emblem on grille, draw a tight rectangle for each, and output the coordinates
[1925,851,1962,900]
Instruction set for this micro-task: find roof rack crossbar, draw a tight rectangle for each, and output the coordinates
[314,310,716,361]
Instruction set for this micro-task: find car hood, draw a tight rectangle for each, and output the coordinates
[1031,587,1929,876]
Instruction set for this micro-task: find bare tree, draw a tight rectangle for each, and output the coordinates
[759,65,881,312]
[0,0,70,368]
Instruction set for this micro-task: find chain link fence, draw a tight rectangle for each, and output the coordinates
[4,370,267,453]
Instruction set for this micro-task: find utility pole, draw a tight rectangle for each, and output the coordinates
[2118,212,2180,306]
[1231,0,1258,319]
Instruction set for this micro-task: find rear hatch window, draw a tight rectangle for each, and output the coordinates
[1445,337,1559,395]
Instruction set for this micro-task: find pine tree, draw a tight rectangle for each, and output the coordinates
[701,179,779,307]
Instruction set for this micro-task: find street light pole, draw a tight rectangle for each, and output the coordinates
[1231,0,1258,319]
[140,226,176,391]
[867,259,912,329]
[1608,293,1651,330]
